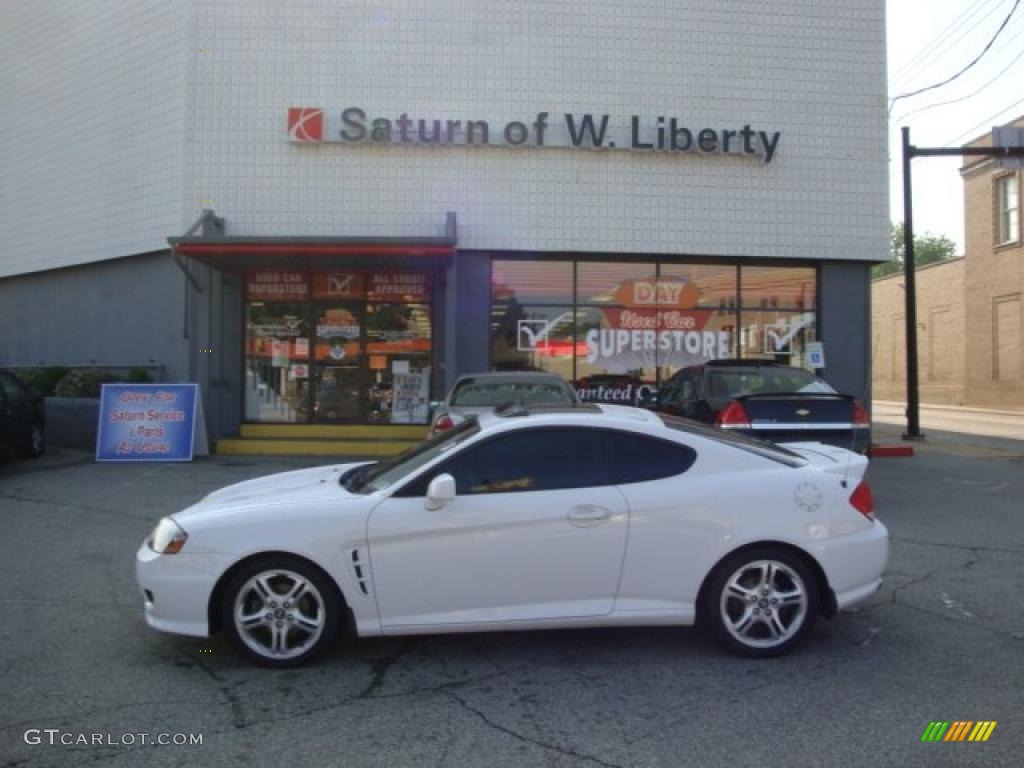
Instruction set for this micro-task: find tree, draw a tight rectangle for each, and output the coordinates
[873,222,956,278]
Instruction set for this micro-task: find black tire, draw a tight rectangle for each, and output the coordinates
[221,556,342,668]
[701,546,819,658]
[23,420,45,458]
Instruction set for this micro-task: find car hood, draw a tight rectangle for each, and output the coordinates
[172,462,374,524]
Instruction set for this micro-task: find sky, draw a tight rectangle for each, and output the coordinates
[887,0,1024,254]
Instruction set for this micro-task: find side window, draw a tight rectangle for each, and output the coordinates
[609,431,697,484]
[397,428,610,496]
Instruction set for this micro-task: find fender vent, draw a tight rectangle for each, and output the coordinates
[350,548,371,597]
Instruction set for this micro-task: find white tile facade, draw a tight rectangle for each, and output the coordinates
[1,0,887,279]
[0,0,190,278]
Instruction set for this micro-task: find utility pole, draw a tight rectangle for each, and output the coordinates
[899,127,1024,440]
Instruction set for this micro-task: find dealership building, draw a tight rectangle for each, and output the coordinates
[0,1,887,454]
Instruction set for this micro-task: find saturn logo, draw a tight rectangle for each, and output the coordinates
[288,108,324,142]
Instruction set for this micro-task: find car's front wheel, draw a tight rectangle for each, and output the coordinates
[222,557,342,667]
[703,547,818,658]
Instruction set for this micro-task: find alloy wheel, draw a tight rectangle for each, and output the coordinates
[719,559,808,650]
[233,569,326,661]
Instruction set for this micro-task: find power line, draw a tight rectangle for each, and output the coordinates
[893,37,1024,122]
[890,0,1004,87]
[942,94,1024,145]
[890,0,1021,107]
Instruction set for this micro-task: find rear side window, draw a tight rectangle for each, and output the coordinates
[609,432,696,484]
[658,414,806,467]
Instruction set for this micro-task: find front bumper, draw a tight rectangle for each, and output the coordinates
[135,542,223,637]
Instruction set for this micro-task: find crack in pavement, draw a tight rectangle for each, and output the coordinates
[852,546,1023,640]
[441,688,628,768]
[357,639,413,699]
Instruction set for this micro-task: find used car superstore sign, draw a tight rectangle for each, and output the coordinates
[288,108,782,162]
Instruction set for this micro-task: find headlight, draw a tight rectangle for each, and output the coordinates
[148,517,188,555]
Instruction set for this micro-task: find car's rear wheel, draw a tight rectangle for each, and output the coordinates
[703,547,818,658]
[222,557,341,667]
[23,420,45,458]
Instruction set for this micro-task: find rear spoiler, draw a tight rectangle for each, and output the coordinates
[733,392,852,402]
[780,441,868,483]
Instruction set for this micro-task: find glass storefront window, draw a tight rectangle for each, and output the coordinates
[491,259,817,387]
[739,308,818,368]
[491,260,573,304]
[366,303,432,424]
[491,304,575,379]
[245,301,311,423]
[659,264,738,310]
[576,262,657,305]
[244,271,433,425]
[740,266,816,311]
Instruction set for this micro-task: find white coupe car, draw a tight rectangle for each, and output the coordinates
[136,404,888,667]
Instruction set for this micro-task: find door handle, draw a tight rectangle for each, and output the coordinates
[567,504,611,527]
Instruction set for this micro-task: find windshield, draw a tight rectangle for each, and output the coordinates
[450,380,574,407]
[708,368,835,398]
[658,413,807,467]
[341,418,481,494]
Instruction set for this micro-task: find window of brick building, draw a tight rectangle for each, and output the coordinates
[996,174,1019,245]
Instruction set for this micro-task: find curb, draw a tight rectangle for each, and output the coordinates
[868,444,915,458]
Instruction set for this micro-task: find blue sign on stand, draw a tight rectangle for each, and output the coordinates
[96,384,200,462]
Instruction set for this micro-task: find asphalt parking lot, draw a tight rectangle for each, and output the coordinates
[2,431,1022,768]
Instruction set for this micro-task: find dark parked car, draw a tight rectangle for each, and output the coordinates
[655,360,869,453]
[0,369,46,457]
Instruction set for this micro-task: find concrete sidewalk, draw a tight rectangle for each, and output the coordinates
[872,399,1024,443]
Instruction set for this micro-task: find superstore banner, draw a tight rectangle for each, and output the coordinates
[587,277,731,371]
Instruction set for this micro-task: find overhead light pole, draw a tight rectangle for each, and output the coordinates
[899,126,1024,440]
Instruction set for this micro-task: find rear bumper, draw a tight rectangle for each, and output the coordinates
[816,520,889,611]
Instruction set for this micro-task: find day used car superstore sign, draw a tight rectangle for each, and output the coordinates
[288,108,782,162]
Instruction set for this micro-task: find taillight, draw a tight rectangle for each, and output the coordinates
[849,480,874,518]
[716,400,751,429]
[851,399,870,428]
[433,414,455,432]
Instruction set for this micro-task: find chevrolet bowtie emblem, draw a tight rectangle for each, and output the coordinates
[796,408,810,417]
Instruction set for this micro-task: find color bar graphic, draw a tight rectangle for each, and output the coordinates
[921,721,997,742]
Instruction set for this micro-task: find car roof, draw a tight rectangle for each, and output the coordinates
[454,371,569,383]
[476,402,662,429]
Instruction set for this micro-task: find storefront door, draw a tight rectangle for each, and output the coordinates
[244,270,434,425]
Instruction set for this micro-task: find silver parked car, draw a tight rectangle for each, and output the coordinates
[429,371,579,436]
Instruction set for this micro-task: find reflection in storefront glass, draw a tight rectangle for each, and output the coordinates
[490,260,817,384]
[740,309,817,368]
[576,262,657,305]
[491,304,575,380]
[244,302,310,423]
[741,266,816,311]
[492,260,573,305]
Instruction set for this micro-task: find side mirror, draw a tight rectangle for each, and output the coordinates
[424,473,456,510]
